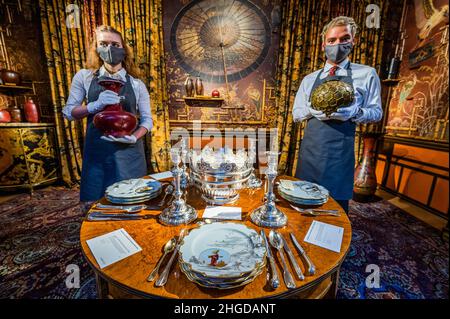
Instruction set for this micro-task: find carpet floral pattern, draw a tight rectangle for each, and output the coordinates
[0,188,447,299]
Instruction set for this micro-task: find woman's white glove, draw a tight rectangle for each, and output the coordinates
[100,135,137,144]
[86,90,121,114]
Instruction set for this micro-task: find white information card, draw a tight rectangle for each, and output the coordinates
[304,220,344,253]
[149,171,173,180]
[86,228,142,269]
[202,206,242,220]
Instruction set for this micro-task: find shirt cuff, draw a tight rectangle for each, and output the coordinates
[62,105,75,121]
[352,108,366,123]
[138,118,153,132]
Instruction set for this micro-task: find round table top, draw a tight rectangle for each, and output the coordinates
[80,176,352,299]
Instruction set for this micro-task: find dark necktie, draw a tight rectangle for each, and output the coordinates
[329,66,338,76]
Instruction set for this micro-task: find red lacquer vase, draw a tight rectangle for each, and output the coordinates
[93,77,137,138]
[24,98,40,123]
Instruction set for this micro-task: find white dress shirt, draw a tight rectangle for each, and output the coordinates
[63,66,153,131]
[292,58,382,124]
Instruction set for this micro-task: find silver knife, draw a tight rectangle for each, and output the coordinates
[290,233,316,275]
[260,230,280,289]
[280,234,304,280]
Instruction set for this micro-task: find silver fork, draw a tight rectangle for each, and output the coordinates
[289,204,340,216]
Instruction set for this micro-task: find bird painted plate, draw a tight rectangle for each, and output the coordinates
[179,222,266,279]
[278,190,328,206]
[105,178,162,199]
[278,180,329,200]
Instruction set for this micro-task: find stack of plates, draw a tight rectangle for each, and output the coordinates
[277,179,329,206]
[105,178,162,204]
[179,222,266,289]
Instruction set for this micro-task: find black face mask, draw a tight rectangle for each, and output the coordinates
[96,45,126,66]
[324,42,353,63]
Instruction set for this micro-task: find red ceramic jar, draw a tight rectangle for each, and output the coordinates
[93,78,137,138]
[0,109,11,123]
[24,99,40,123]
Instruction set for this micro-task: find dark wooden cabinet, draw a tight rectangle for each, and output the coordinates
[0,123,59,192]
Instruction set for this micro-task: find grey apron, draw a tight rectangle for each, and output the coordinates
[79,70,147,201]
[295,63,355,200]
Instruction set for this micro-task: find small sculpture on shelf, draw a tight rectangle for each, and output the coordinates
[159,147,197,226]
[24,98,39,123]
[184,76,194,97]
[195,76,204,96]
[250,151,287,228]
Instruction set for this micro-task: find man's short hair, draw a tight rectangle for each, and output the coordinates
[321,16,358,43]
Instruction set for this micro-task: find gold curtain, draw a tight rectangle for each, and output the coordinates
[101,0,171,172]
[276,0,389,175]
[39,0,90,185]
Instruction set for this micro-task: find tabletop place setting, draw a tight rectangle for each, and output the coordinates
[84,140,345,293]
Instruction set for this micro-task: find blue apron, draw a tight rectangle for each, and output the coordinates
[79,70,147,202]
[295,63,355,200]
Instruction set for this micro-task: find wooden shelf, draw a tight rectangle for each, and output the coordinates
[183,96,224,107]
[382,78,402,84]
[0,84,33,95]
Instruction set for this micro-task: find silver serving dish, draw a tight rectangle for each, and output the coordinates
[189,147,254,205]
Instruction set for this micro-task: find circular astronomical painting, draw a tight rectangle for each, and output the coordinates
[170,0,271,83]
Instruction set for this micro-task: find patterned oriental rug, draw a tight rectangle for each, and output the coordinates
[0,188,448,299]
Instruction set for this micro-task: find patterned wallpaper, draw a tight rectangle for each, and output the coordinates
[0,0,52,121]
[385,0,449,143]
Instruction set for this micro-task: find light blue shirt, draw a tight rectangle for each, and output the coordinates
[292,58,382,124]
[63,66,153,131]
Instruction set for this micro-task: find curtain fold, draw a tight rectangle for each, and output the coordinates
[275,0,389,175]
[101,0,171,172]
[39,0,93,185]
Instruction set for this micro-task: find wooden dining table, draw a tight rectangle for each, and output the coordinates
[79,175,352,299]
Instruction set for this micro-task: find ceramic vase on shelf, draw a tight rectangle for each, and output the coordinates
[93,77,137,137]
[194,77,204,96]
[24,99,39,123]
[0,69,21,86]
[184,76,194,97]
[0,109,11,123]
[353,133,380,202]
[9,105,22,122]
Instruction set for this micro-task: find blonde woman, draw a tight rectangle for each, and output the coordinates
[63,25,152,207]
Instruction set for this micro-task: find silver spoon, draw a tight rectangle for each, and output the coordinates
[268,230,296,289]
[147,237,176,282]
[158,184,174,206]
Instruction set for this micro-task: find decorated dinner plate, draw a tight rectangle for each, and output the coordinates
[179,261,264,290]
[179,222,266,279]
[278,190,328,206]
[105,188,162,204]
[278,180,329,200]
[105,178,162,199]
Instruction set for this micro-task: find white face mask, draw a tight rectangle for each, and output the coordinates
[324,42,353,63]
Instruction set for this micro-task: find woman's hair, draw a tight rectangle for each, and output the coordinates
[321,16,358,43]
[86,25,141,78]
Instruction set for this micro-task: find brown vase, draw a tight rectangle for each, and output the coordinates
[194,77,204,96]
[0,109,11,123]
[184,76,194,97]
[0,69,21,86]
[9,105,22,122]
[24,98,40,123]
[353,133,379,202]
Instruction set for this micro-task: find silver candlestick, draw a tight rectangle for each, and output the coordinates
[179,137,190,190]
[159,147,197,226]
[247,138,262,189]
[250,151,287,228]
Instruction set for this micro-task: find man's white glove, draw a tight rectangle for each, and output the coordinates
[329,103,360,121]
[100,135,137,144]
[309,107,330,121]
[86,90,121,114]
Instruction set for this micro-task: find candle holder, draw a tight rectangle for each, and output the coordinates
[247,139,262,189]
[179,137,190,190]
[250,151,287,228]
[159,147,197,226]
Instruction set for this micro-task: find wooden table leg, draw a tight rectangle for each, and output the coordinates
[95,273,109,299]
[325,268,340,299]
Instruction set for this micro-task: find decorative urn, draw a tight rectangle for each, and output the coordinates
[93,77,137,137]
[0,69,21,86]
